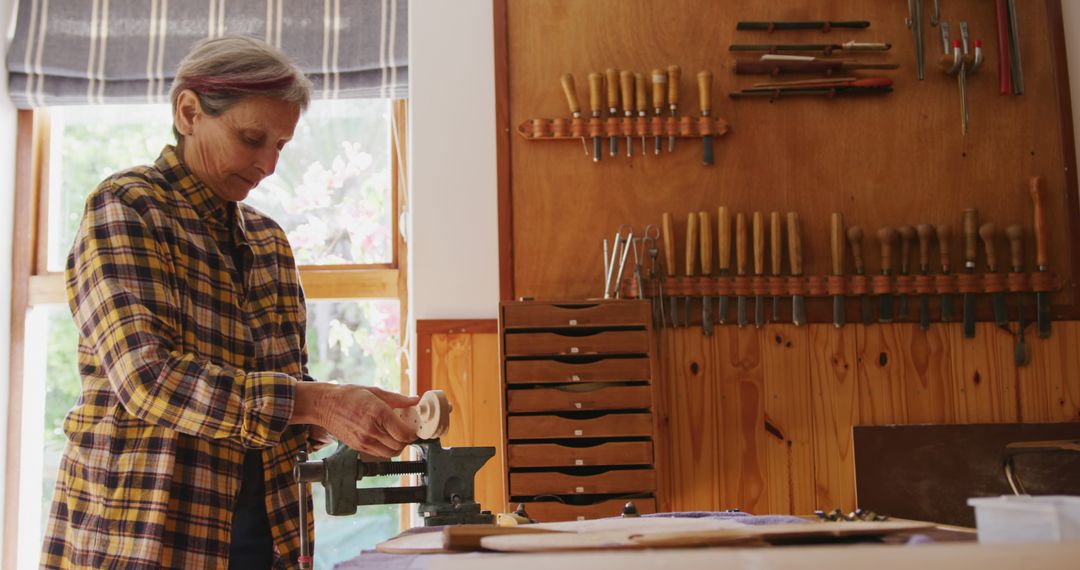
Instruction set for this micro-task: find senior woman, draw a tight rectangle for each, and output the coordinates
[41,36,416,569]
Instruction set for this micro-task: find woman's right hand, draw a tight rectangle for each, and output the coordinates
[293,383,419,457]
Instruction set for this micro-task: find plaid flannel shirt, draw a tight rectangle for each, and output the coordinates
[42,145,314,569]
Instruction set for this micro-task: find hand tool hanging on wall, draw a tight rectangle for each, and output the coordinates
[667,65,681,153]
[698,70,714,166]
[620,70,635,157]
[877,227,897,323]
[753,212,766,328]
[937,224,955,322]
[962,208,979,338]
[651,69,667,156]
[847,226,872,325]
[614,229,634,299]
[729,77,893,98]
[995,0,1011,95]
[684,212,699,327]
[662,213,678,327]
[734,55,900,75]
[699,211,713,336]
[939,22,983,135]
[1006,0,1024,94]
[602,228,622,299]
[729,41,891,55]
[979,222,1009,326]
[588,72,604,162]
[1029,176,1051,338]
[630,236,645,299]
[898,225,915,320]
[906,0,925,79]
[830,213,846,328]
[736,212,749,327]
[644,226,663,327]
[717,207,732,325]
[931,0,941,26]
[917,224,934,330]
[770,211,783,322]
[788,212,805,326]
[635,72,648,156]
[605,68,621,157]
[559,74,590,157]
[1005,224,1030,365]
[737,20,870,32]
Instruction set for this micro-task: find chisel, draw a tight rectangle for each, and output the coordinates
[917,224,934,330]
[736,20,871,32]
[753,212,765,328]
[651,69,667,156]
[788,212,805,326]
[734,57,900,75]
[620,70,635,157]
[635,72,648,156]
[684,212,699,328]
[667,65,681,153]
[962,209,979,338]
[717,207,732,325]
[736,212,748,327]
[847,226,872,325]
[662,213,677,327]
[980,223,1008,326]
[827,213,845,328]
[559,74,590,157]
[770,211,783,323]
[1029,176,1051,337]
[898,225,915,320]
[699,211,713,336]
[937,224,955,322]
[729,41,892,54]
[1005,224,1030,365]
[604,68,621,157]
[877,227,897,323]
[698,70,714,165]
[587,72,603,163]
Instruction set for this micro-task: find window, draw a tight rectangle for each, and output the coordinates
[8,99,408,569]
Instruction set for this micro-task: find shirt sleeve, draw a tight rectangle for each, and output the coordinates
[67,186,295,448]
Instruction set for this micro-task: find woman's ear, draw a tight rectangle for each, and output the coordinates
[174,89,202,137]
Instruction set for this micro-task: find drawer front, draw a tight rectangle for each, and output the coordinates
[507,384,652,413]
[519,498,658,522]
[503,302,649,329]
[510,468,656,496]
[504,330,648,357]
[508,441,653,468]
[507,413,653,440]
[505,358,650,384]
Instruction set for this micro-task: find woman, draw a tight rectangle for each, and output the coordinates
[41,35,417,569]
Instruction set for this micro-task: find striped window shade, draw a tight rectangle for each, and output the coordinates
[5,0,408,108]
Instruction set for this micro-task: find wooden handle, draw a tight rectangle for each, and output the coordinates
[560,73,581,116]
[718,206,731,271]
[1029,175,1048,268]
[898,225,915,274]
[916,224,934,273]
[831,213,845,277]
[770,211,782,277]
[936,224,952,273]
[963,208,979,266]
[700,211,713,275]
[787,212,803,276]
[877,227,897,274]
[753,212,764,276]
[662,212,676,277]
[1005,224,1024,272]
[736,213,747,276]
[605,68,620,110]
[847,226,865,275]
[651,68,667,110]
[979,223,999,272]
[685,212,698,278]
[588,72,603,114]
[619,70,635,116]
[667,65,681,107]
[635,72,647,113]
[697,70,713,114]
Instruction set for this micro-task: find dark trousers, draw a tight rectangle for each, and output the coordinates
[229,451,274,568]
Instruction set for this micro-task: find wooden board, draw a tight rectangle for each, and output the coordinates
[809,325,859,512]
[760,324,815,515]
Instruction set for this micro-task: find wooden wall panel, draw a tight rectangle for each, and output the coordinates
[950,323,1019,423]
[715,328,768,513]
[1019,323,1080,422]
[760,325,815,515]
[663,328,721,511]
[809,325,859,512]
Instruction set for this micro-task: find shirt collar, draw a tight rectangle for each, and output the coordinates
[156,145,248,242]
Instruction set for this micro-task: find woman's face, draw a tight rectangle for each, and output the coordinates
[182,95,301,202]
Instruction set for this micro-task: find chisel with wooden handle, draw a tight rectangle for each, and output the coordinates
[635,72,648,156]
[736,20,871,31]
[937,224,955,323]
[771,211,783,322]
[734,58,900,75]
[917,224,934,330]
[847,226,872,324]
[898,225,915,320]
[560,74,590,157]
[700,211,713,336]
[962,209,979,338]
[685,212,698,328]
[831,213,845,328]
[718,207,732,324]
[587,72,604,163]
[980,222,1008,326]
[788,212,805,326]
[736,212,748,327]
[1030,176,1051,337]
[662,213,677,327]
[753,212,765,328]
[1006,224,1030,366]
[620,70,635,157]
[698,70,714,166]
[877,227,897,323]
[605,68,620,157]
[667,65,681,153]
[729,41,892,54]
[651,69,666,156]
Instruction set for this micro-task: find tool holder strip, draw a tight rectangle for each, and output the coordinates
[751,276,768,296]
[519,116,730,140]
[894,275,916,295]
[871,275,893,295]
[1006,272,1030,293]
[956,273,982,294]
[935,274,959,294]
[826,276,847,296]
[849,275,870,295]
[768,276,787,296]
[983,273,1008,294]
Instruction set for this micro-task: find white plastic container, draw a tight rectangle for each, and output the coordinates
[967,495,1080,543]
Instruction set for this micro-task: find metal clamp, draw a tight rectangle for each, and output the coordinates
[1002,439,1080,495]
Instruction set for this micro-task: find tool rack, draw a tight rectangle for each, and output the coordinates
[516,116,729,142]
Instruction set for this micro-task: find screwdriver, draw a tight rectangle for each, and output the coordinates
[635,72,648,156]
[587,72,603,163]
[605,68,620,157]
[753,212,765,329]
[662,213,678,327]
[667,65,681,153]
[651,68,667,156]
[559,73,589,157]
[770,211,783,322]
[620,70,635,157]
[698,70,714,166]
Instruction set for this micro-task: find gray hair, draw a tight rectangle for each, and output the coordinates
[169,35,313,141]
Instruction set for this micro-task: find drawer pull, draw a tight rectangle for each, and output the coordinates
[570,375,581,382]
[577,516,586,521]
[569,347,580,354]
[574,402,582,409]
[569,319,578,326]
[574,429,583,436]
[575,459,584,466]
[575,486,585,493]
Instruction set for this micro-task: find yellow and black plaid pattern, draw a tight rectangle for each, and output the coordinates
[42,146,314,569]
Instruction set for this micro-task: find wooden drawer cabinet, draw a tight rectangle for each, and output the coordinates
[500,300,662,522]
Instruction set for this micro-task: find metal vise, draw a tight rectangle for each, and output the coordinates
[295,439,496,526]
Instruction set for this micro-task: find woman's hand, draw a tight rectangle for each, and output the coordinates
[293,383,420,457]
